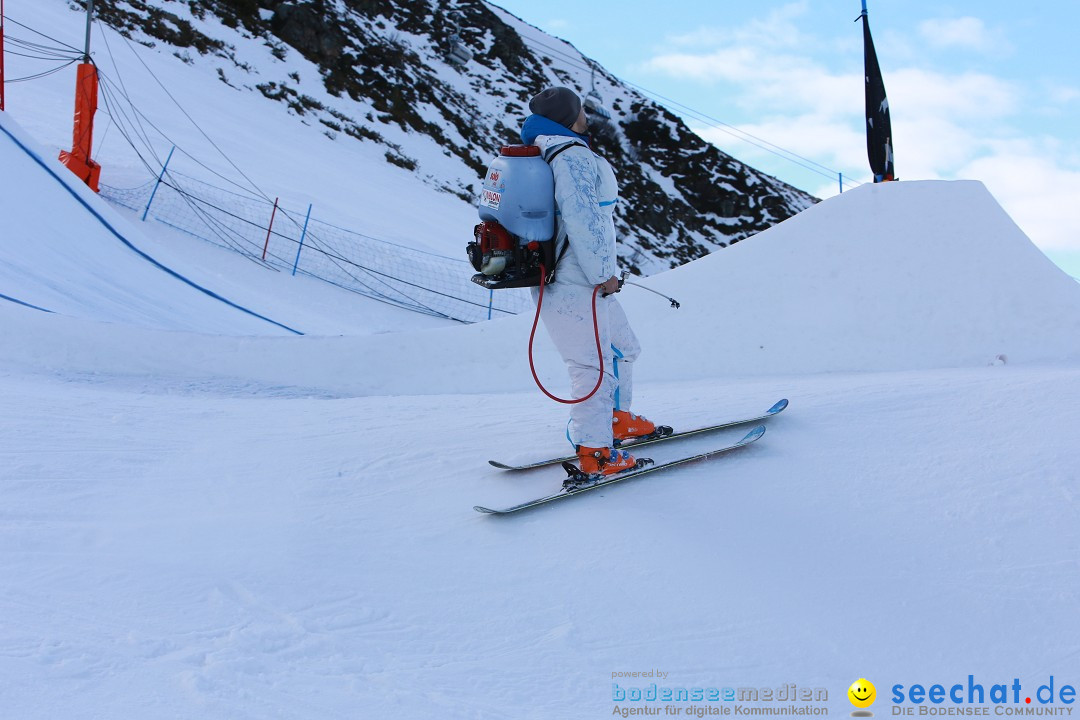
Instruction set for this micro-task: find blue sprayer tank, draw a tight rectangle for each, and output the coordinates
[478,145,555,242]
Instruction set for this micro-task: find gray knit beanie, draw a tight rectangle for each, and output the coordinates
[529,87,582,128]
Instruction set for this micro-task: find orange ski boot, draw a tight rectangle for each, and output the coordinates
[612,410,660,442]
[574,446,638,477]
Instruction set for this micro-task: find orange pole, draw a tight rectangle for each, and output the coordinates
[72,63,97,160]
[58,0,102,191]
[58,63,102,191]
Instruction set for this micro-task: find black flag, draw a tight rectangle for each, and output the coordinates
[859,1,894,182]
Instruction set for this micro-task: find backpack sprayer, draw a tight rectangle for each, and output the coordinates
[468,144,680,405]
[468,143,599,403]
[468,144,558,290]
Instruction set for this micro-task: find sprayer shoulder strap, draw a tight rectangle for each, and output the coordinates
[542,142,585,274]
[542,141,585,164]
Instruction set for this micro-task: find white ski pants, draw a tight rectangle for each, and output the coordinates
[532,282,641,448]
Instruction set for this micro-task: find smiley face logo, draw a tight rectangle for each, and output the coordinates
[848,679,876,709]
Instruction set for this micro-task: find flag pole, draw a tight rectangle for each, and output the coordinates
[859,0,895,182]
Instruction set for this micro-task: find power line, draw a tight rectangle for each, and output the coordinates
[625,80,863,189]
[102,19,280,205]
[92,69,476,318]
[90,23,296,267]
[515,33,864,190]
[2,15,82,53]
[95,65,274,265]
[89,32,459,317]
[4,58,77,82]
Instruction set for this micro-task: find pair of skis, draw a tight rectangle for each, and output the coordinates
[474,399,787,514]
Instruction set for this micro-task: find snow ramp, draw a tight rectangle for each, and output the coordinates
[0,113,299,335]
[624,179,1080,378]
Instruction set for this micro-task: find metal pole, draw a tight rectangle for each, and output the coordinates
[487,289,493,320]
[292,204,312,276]
[83,0,94,62]
[839,172,843,194]
[141,145,175,221]
[262,197,279,261]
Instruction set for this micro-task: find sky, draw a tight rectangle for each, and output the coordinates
[489,0,1080,277]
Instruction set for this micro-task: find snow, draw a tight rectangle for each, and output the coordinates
[3,361,1079,718]
[2,4,1080,719]
[2,0,480,256]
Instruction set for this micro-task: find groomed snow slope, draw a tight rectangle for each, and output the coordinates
[2,355,1079,719]
[3,97,1080,719]
[0,113,297,335]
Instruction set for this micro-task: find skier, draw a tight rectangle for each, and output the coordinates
[521,86,659,477]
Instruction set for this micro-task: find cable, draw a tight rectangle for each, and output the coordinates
[104,19,277,206]
[96,72,274,264]
[96,15,349,268]
[97,32,165,164]
[3,15,83,53]
[626,79,862,189]
[6,33,83,60]
[516,33,865,190]
[122,152,481,317]
[93,47,288,267]
[94,58,279,266]
[5,59,77,82]
[522,34,830,173]
[98,25,249,190]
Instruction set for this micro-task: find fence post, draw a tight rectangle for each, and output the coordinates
[261,197,279,261]
[292,203,312,276]
[141,145,175,221]
[488,289,493,320]
[838,172,843,194]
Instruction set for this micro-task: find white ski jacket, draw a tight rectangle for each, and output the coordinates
[532,135,619,288]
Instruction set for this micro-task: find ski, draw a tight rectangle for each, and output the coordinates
[488,399,787,471]
[474,425,766,515]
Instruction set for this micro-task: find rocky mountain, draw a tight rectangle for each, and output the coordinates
[85,0,817,275]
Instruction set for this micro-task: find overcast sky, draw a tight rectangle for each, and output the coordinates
[490,0,1080,277]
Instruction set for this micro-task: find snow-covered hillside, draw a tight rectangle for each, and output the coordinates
[3,63,1080,719]
[3,0,815,277]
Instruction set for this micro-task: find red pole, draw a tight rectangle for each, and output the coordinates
[1,0,7,112]
[262,197,279,260]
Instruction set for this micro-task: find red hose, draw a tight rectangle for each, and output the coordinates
[528,265,605,404]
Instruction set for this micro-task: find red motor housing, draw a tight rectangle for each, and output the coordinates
[471,221,514,275]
